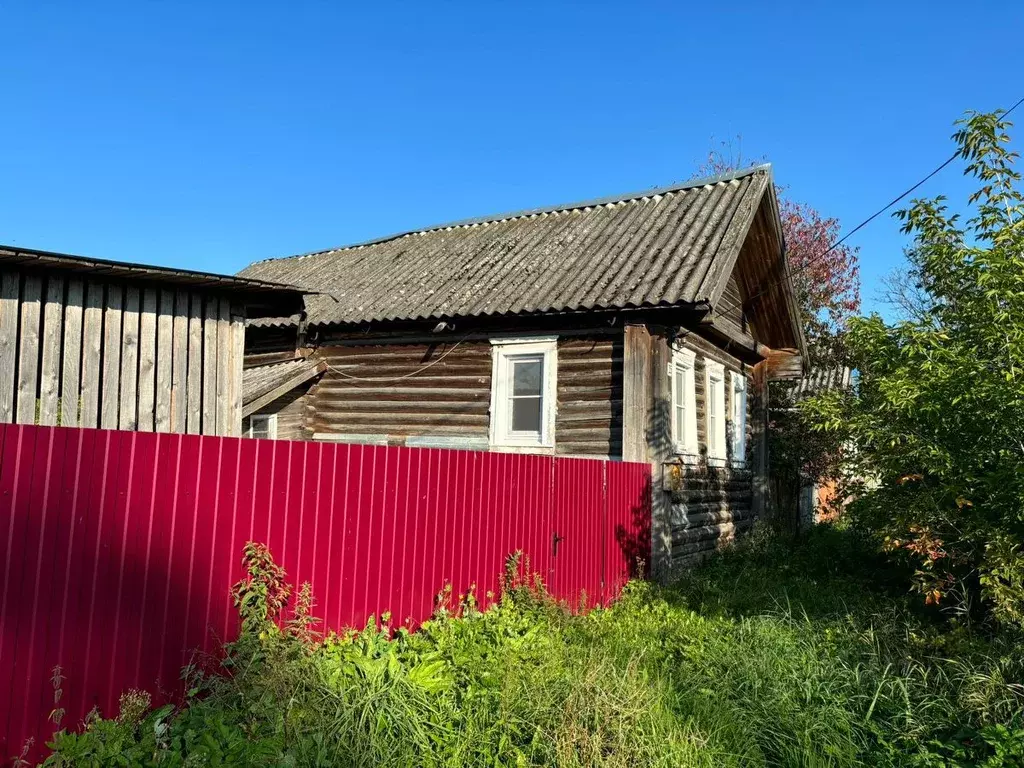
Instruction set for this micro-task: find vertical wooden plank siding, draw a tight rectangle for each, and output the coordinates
[155,291,174,432]
[0,272,21,422]
[215,298,231,435]
[80,282,104,428]
[201,297,218,434]
[227,312,244,436]
[0,275,249,436]
[186,294,203,434]
[119,287,141,430]
[100,285,123,429]
[0,426,651,763]
[15,275,42,424]
[38,276,64,425]
[137,289,158,431]
[60,279,85,427]
[170,292,189,433]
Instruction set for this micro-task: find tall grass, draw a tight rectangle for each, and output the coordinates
[44,526,1024,767]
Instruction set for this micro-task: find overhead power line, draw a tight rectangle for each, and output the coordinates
[715,95,1024,323]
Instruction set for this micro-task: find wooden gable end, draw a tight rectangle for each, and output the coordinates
[711,192,805,356]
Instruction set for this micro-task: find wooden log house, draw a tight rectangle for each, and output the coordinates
[240,165,806,577]
[0,246,304,436]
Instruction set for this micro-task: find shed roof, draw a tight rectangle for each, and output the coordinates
[0,244,308,318]
[240,165,777,327]
[242,358,326,417]
[793,367,854,400]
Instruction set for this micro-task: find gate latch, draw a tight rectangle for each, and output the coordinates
[552,531,564,557]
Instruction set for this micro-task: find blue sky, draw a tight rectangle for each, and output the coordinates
[2,2,1021,315]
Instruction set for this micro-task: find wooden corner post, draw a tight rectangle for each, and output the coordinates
[622,323,672,582]
[622,324,651,464]
[750,359,769,521]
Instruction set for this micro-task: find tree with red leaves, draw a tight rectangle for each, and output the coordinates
[781,200,861,357]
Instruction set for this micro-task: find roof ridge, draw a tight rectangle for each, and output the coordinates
[244,164,772,268]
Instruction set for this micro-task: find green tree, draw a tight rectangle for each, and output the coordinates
[804,110,1024,625]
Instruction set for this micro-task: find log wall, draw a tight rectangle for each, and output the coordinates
[244,330,623,458]
[244,383,315,441]
[661,329,756,573]
[664,464,754,572]
[311,341,492,444]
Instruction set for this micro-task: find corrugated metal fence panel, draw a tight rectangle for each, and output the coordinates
[0,424,651,761]
[604,460,653,599]
[551,457,606,609]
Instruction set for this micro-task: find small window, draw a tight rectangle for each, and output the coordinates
[669,347,697,457]
[244,413,277,440]
[731,371,748,466]
[705,361,726,463]
[489,337,557,449]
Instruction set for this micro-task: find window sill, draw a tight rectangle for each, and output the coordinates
[671,450,700,465]
[489,444,556,455]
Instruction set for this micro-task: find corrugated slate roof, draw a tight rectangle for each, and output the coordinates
[794,367,854,400]
[240,165,773,327]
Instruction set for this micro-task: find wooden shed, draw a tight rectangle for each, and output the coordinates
[0,245,305,436]
[239,165,806,577]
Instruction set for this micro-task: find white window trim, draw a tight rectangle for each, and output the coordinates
[246,413,278,440]
[489,337,558,450]
[705,360,726,464]
[669,347,698,460]
[730,371,748,467]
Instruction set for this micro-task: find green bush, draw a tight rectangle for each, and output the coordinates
[43,529,1023,767]
[803,110,1024,625]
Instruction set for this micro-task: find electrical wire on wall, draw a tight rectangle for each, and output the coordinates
[317,332,475,383]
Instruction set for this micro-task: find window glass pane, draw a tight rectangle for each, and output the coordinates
[708,373,723,455]
[511,395,542,432]
[512,358,542,397]
[251,417,271,439]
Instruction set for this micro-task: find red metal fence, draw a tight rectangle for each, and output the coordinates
[0,423,651,760]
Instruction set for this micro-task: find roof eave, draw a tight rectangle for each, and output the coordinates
[249,300,711,331]
[0,244,309,318]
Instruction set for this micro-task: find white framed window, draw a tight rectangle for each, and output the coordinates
[244,413,277,440]
[705,361,726,463]
[489,337,557,449]
[730,371,747,466]
[669,346,697,457]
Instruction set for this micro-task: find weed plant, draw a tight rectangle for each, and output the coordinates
[43,528,1024,767]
